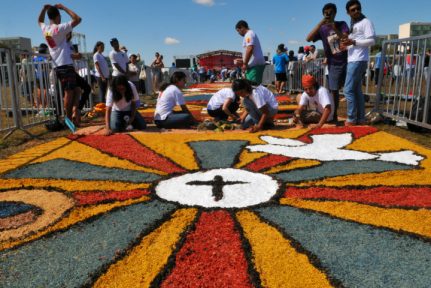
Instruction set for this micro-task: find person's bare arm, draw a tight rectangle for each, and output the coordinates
[113,63,126,74]
[38,4,51,25]
[310,105,331,129]
[242,45,254,71]
[104,107,112,136]
[306,18,326,42]
[55,4,81,27]
[250,105,269,133]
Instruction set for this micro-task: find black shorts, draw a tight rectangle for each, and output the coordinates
[55,65,77,91]
[275,72,287,82]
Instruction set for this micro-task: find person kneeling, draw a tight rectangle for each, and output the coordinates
[207,87,240,122]
[232,79,278,133]
[104,75,147,136]
[154,71,197,129]
[293,74,334,129]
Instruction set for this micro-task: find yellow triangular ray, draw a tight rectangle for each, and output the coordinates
[236,210,332,287]
[0,179,150,192]
[265,159,321,174]
[94,208,197,287]
[0,138,71,174]
[280,198,431,239]
[132,129,307,171]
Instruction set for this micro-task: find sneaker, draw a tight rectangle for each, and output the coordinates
[344,121,356,127]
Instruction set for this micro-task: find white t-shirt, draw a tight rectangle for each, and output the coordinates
[109,50,128,76]
[128,63,140,82]
[106,81,139,111]
[300,86,334,121]
[93,52,110,78]
[207,88,236,110]
[39,21,73,67]
[348,18,376,62]
[243,30,266,67]
[250,85,279,110]
[154,85,186,120]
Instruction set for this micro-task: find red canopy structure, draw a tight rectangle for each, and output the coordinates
[196,50,242,70]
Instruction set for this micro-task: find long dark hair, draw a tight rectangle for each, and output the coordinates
[111,75,133,102]
[93,41,104,54]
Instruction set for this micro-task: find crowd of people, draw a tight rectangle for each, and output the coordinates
[38,0,377,135]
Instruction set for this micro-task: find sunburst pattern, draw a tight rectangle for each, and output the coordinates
[0,126,431,287]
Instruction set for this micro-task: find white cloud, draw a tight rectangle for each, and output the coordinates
[193,0,215,7]
[164,37,180,45]
[288,40,302,45]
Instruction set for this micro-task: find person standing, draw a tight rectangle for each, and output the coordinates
[93,41,110,103]
[109,38,128,77]
[128,54,140,90]
[272,44,289,94]
[151,52,164,94]
[374,47,383,86]
[38,4,82,125]
[341,0,375,126]
[306,3,349,122]
[235,20,266,85]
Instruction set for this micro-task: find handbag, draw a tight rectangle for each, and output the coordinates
[139,66,147,80]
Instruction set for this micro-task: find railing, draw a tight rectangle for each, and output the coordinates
[0,48,93,139]
[375,34,431,130]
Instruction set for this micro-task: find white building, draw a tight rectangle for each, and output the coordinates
[0,37,32,52]
[399,22,431,39]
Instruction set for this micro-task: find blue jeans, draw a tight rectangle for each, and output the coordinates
[241,98,277,129]
[344,61,368,124]
[110,110,147,132]
[154,112,193,129]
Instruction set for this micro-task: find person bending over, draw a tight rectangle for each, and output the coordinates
[232,79,278,133]
[207,87,240,122]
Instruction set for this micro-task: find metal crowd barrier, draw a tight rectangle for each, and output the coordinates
[0,48,94,139]
[262,58,327,92]
[375,34,431,130]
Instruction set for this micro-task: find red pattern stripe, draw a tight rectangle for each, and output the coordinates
[298,126,378,143]
[161,210,254,288]
[284,186,431,208]
[74,189,150,205]
[245,154,291,172]
[78,134,185,174]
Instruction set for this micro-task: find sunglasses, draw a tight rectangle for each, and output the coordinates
[349,6,361,13]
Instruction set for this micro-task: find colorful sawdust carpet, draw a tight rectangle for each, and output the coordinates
[1,126,431,287]
[140,83,297,122]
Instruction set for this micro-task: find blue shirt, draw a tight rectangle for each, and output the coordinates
[272,53,289,73]
[375,52,383,69]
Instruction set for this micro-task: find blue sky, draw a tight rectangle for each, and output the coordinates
[0,0,429,65]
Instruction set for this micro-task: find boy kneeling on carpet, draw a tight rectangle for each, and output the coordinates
[104,75,147,135]
[232,79,278,133]
[293,74,335,129]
